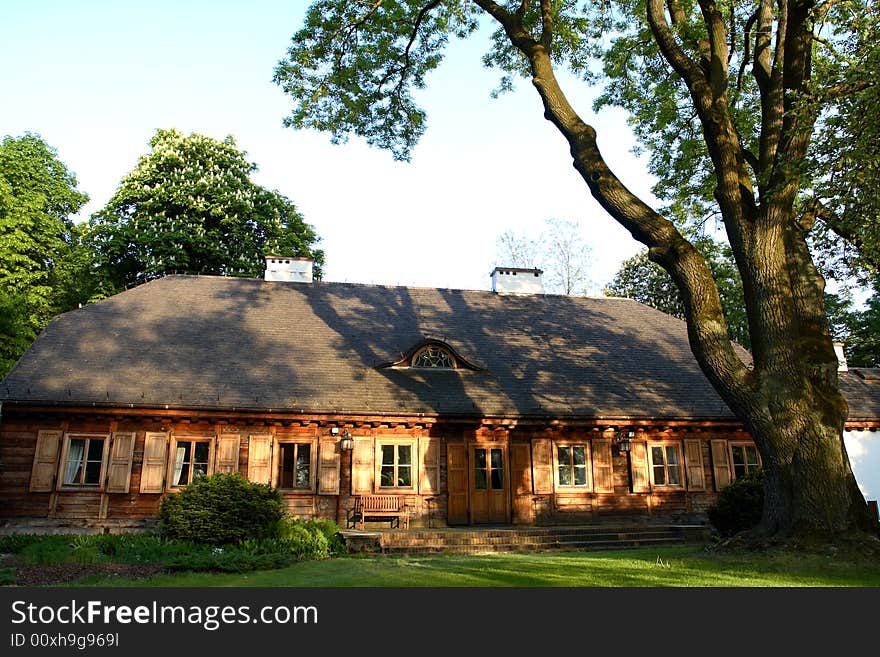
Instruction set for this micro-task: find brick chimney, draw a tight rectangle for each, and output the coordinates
[491,267,545,295]
[264,255,313,283]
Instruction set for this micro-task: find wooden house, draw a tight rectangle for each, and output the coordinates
[1,258,878,531]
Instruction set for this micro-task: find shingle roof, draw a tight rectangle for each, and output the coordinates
[2,275,877,421]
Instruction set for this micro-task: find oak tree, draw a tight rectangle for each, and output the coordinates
[275,1,878,536]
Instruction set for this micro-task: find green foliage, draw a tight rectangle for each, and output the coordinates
[1,522,338,578]
[0,133,89,377]
[707,471,765,538]
[87,128,324,292]
[158,472,286,546]
[605,237,750,348]
[274,0,480,160]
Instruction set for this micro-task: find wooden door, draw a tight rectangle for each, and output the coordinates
[469,444,509,524]
[447,443,468,525]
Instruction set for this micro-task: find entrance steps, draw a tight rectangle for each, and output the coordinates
[342,524,710,555]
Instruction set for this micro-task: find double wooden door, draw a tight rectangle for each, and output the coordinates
[447,443,510,524]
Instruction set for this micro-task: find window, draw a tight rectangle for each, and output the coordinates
[556,444,589,487]
[649,443,683,487]
[277,442,313,490]
[61,434,108,487]
[171,439,211,486]
[379,443,413,488]
[730,443,761,479]
[411,345,455,369]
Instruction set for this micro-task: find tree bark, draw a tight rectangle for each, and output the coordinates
[472,0,875,537]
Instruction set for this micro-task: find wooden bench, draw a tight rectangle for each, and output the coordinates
[350,495,410,530]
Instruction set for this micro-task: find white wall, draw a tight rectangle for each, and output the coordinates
[844,431,880,501]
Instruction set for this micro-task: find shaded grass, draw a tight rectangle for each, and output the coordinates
[67,545,880,587]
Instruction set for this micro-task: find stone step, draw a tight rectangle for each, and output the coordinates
[380,536,687,555]
[381,530,682,548]
[341,524,709,554]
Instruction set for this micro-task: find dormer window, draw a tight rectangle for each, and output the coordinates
[412,345,456,369]
[376,340,481,371]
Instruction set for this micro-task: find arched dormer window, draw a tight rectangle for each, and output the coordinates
[376,340,481,371]
[412,345,456,369]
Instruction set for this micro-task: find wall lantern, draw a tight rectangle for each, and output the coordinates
[617,430,635,452]
[339,429,354,452]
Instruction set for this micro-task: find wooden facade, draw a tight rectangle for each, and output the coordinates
[1,404,805,529]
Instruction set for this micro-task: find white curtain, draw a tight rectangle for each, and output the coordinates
[64,440,85,485]
[173,446,186,485]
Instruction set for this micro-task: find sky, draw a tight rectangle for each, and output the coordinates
[0,0,652,293]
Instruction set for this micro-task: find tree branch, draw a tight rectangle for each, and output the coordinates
[540,0,553,49]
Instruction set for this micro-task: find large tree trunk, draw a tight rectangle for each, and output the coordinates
[471,0,876,538]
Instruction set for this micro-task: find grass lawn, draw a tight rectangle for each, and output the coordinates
[66,545,880,587]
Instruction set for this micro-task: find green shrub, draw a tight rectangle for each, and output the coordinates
[707,470,765,537]
[302,518,345,555]
[158,473,286,546]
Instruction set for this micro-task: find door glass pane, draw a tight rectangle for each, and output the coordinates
[474,448,487,490]
[490,449,503,489]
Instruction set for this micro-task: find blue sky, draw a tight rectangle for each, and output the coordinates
[1,0,651,291]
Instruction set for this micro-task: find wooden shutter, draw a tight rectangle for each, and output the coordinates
[419,438,440,494]
[105,432,136,493]
[351,437,373,494]
[531,438,553,494]
[139,432,168,493]
[247,434,273,485]
[29,430,62,492]
[215,434,241,474]
[684,439,706,491]
[711,439,731,491]
[592,439,613,493]
[446,443,468,525]
[630,440,650,493]
[318,438,340,495]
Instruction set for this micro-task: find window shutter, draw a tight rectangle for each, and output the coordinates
[711,440,731,491]
[29,430,62,492]
[629,440,650,493]
[684,439,706,491]
[446,443,468,525]
[216,434,241,474]
[510,443,533,495]
[351,437,373,494]
[592,439,613,493]
[247,434,273,485]
[419,438,440,494]
[139,432,168,494]
[531,438,553,494]
[105,432,136,493]
[318,438,340,495]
